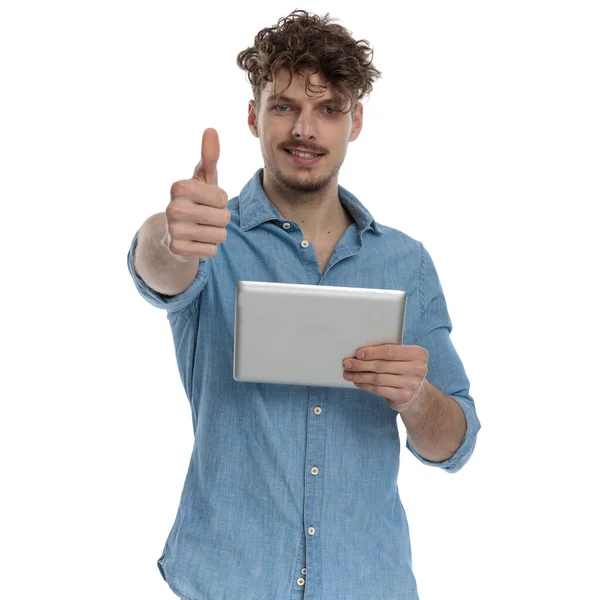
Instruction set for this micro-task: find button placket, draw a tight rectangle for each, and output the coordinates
[301,395,323,591]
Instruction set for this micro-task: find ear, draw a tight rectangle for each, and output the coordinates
[248,100,259,138]
[349,102,363,142]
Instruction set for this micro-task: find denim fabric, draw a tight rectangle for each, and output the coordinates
[127,168,481,600]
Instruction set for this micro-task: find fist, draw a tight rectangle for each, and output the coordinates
[164,128,230,262]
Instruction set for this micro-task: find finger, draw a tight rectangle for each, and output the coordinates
[353,382,405,402]
[174,181,227,209]
[185,203,230,226]
[344,371,403,387]
[345,358,405,374]
[356,344,426,362]
[193,128,220,186]
[170,239,218,258]
[176,223,228,245]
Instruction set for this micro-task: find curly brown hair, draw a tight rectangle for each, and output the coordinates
[236,9,383,118]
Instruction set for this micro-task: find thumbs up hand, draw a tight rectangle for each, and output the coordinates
[164,128,231,262]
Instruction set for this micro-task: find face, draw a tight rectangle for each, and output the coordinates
[248,69,363,195]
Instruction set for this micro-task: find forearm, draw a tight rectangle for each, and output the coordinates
[399,379,467,463]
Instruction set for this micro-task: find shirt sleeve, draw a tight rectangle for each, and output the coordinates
[405,243,482,473]
[126,228,210,315]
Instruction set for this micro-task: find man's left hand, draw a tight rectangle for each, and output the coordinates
[342,344,429,412]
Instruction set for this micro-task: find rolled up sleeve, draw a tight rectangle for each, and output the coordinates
[406,244,482,473]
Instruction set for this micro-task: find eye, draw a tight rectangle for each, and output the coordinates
[272,105,338,115]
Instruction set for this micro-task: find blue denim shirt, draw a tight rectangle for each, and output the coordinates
[127,168,481,600]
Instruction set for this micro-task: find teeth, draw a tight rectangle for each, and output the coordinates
[290,150,318,158]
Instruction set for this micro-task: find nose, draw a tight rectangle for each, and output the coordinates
[292,116,317,145]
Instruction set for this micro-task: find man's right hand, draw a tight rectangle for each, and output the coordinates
[163,128,231,262]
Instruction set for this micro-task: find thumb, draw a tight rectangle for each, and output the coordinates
[193,128,220,186]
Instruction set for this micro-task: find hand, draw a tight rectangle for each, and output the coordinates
[164,128,231,262]
[342,344,429,412]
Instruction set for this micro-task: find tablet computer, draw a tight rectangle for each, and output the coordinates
[233,281,407,389]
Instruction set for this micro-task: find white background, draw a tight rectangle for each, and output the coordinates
[1,1,598,598]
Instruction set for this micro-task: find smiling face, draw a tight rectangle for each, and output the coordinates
[248,69,363,195]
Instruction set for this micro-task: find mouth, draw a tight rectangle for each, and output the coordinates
[284,148,325,166]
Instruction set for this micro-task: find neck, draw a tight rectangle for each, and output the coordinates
[262,170,353,240]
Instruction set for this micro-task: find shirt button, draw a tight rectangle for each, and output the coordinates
[301,240,309,248]
[314,406,322,415]
[308,526,315,535]
[311,466,319,475]
[302,568,307,575]
[283,222,291,230]
[297,577,305,586]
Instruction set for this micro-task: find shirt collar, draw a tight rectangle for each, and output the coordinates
[238,168,382,237]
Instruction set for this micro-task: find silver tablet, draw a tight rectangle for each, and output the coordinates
[233,281,407,389]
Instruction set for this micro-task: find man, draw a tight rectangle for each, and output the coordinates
[127,9,481,600]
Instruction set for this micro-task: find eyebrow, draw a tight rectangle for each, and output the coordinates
[266,94,341,105]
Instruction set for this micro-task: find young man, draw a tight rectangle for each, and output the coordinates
[127,9,481,600]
